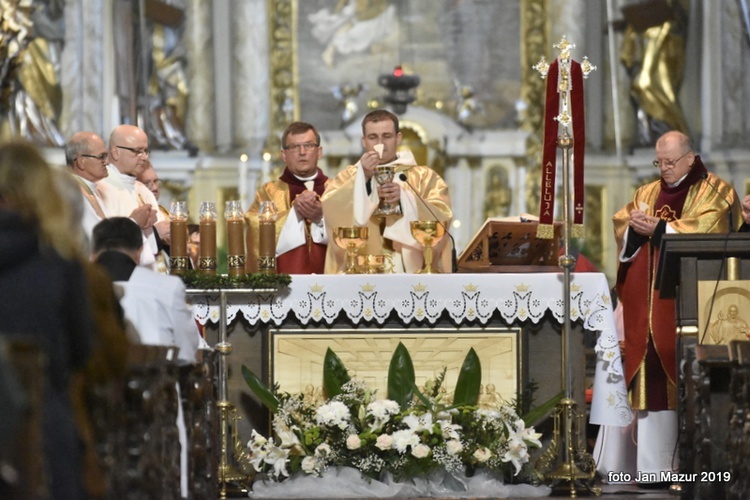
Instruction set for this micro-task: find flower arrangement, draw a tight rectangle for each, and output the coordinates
[243,343,555,491]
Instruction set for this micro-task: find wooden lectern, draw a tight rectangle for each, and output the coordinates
[457,218,562,273]
[657,233,750,499]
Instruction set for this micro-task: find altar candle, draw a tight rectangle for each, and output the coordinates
[171,220,188,256]
[199,201,217,275]
[257,200,277,274]
[262,151,272,185]
[239,154,248,207]
[225,200,246,277]
[258,221,275,273]
[169,201,189,275]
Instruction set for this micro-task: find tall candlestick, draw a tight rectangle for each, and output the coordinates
[199,201,217,275]
[225,200,245,277]
[257,200,277,274]
[169,201,189,274]
[261,151,272,185]
[238,154,248,208]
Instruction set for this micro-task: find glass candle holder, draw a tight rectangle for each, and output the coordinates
[199,201,217,275]
[258,200,277,274]
[169,201,189,274]
[225,200,245,277]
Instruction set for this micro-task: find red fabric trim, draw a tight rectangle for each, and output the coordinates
[570,61,585,226]
[539,59,560,227]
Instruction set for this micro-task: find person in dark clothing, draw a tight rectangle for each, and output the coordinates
[0,140,94,500]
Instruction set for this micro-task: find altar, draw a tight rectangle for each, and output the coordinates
[190,273,631,437]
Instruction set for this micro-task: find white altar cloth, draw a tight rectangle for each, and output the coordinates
[190,273,632,427]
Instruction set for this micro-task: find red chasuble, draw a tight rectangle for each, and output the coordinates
[275,168,329,274]
[616,160,708,411]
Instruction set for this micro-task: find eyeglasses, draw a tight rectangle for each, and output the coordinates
[116,145,150,157]
[283,142,319,153]
[653,151,691,169]
[79,153,108,162]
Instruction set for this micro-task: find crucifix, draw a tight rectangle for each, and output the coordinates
[532,36,600,498]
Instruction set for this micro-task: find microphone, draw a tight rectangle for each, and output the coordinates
[398,173,458,273]
[701,172,734,232]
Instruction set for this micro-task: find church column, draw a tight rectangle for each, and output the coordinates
[61,0,109,137]
[230,0,270,154]
[185,0,215,151]
[548,0,587,51]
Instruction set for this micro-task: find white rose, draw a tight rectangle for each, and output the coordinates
[411,443,431,459]
[375,434,393,451]
[315,443,332,457]
[473,446,492,462]
[301,456,317,474]
[446,439,463,456]
[346,434,362,450]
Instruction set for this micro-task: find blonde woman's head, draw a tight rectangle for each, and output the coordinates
[0,140,81,260]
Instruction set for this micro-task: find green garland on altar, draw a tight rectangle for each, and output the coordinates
[179,270,291,290]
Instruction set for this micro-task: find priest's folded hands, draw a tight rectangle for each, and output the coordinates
[628,209,659,236]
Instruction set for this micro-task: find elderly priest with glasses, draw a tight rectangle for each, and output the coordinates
[607,130,741,485]
[96,124,159,267]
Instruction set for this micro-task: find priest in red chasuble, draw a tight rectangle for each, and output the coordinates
[612,130,741,481]
[244,122,329,274]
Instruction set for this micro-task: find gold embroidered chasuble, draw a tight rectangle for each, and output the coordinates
[612,169,740,410]
[321,163,452,274]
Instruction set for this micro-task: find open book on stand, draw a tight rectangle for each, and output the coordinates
[457,214,563,273]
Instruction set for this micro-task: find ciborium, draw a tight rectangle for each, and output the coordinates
[372,165,402,216]
[410,220,445,274]
[334,226,369,274]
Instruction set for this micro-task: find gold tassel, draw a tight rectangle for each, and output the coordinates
[537,223,555,239]
[571,224,585,238]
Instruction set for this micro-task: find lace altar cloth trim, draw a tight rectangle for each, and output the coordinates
[190,273,631,427]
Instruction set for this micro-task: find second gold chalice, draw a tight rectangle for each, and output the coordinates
[334,226,369,274]
[410,221,445,274]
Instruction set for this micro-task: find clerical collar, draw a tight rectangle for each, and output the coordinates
[294,172,318,182]
[667,172,689,188]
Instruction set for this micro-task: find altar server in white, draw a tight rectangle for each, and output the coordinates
[91,217,205,498]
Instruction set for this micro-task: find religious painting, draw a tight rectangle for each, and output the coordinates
[279,0,522,131]
[269,327,521,406]
[697,280,750,344]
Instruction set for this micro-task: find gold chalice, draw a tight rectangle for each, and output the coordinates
[372,165,402,216]
[410,221,446,274]
[358,254,393,274]
[334,226,369,274]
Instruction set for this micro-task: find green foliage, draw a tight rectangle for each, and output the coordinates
[180,269,291,290]
[387,342,415,408]
[522,390,563,427]
[515,379,539,416]
[322,348,350,399]
[452,347,481,406]
[241,365,279,413]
